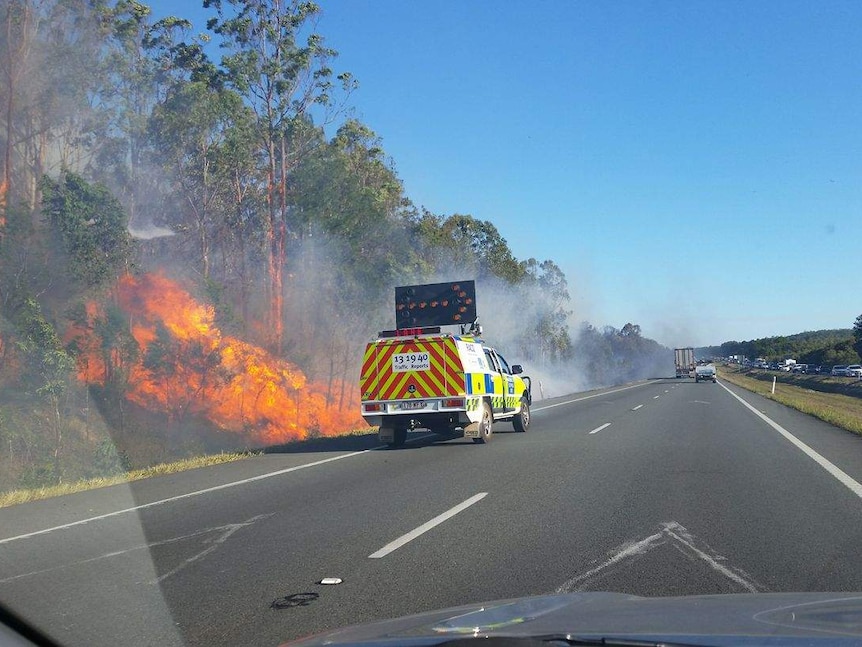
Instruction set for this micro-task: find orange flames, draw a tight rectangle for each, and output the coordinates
[70,273,365,444]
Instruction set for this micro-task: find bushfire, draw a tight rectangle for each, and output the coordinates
[70,273,366,444]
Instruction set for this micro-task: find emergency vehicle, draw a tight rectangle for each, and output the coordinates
[360,281,532,447]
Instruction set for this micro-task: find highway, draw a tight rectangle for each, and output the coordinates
[3,377,862,646]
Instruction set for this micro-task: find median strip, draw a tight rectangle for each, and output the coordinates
[369,492,488,558]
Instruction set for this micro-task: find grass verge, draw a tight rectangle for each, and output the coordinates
[719,366,862,436]
[0,451,258,509]
[0,427,379,509]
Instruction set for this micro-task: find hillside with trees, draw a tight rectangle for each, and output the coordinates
[699,328,861,366]
[0,0,670,493]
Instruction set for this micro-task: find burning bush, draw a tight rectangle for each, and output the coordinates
[69,273,366,444]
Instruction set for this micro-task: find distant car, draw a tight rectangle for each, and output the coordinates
[805,365,821,374]
[846,365,862,378]
[831,365,849,377]
[791,364,806,373]
[695,364,717,383]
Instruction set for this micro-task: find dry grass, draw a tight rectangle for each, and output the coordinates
[719,366,862,435]
[0,451,257,509]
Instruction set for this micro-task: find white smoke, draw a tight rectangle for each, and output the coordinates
[128,223,176,240]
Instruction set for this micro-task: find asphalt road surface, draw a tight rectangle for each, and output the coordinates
[3,377,862,647]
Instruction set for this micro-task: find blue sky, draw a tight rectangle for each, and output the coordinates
[148,0,862,347]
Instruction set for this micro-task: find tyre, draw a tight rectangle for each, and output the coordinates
[388,427,407,448]
[472,401,493,444]
[513,397,530,432]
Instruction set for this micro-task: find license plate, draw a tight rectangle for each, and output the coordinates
[398,401,426,410]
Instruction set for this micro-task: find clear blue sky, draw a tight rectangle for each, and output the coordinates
[149,0,862,347]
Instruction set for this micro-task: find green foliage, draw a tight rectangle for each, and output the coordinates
[412,212,526,283]
[713,328,859,366]
[574,322,671,386]
[93,439,132,475]
[40,172,133,286]
[853,314,862,360]
[12,297,75,393]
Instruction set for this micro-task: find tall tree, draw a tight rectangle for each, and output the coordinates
[148,81,252,280]
[204,0,356,353]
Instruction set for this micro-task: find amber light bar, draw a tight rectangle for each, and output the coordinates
[378,326,442,338]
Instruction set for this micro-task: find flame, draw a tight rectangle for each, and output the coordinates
[69,273,365,444]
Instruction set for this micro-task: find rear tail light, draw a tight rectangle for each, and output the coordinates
[442,398,464,408]
[363,403,383,413]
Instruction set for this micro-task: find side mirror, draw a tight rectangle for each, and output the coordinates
[511,364,523,375]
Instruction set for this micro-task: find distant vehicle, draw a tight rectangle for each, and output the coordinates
[674,347,695,379]
[846,365,862,378]
[831,365,849,377]
[694,363,717,383]
[791,364,806,373]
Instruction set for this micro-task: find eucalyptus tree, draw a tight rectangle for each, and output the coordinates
[203,0,356,354]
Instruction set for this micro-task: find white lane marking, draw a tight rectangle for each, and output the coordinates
[369,493,487,559]
[555,521,762,594]
[632,404,644,411]
[663,523,759,593]
[0,450,376,545]
[653,395,660,399]
[664,390,669,393]
[556,529,665,593]
[532,382,652,411]
[588,423,612,435]
[719,382,862,500]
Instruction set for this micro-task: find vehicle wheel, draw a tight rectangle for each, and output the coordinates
[472,401,493,444]
[388,427,408,448]
[513,398,530,432]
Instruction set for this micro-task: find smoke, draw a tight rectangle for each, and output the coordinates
[378,253,674,400]
[128,223,176,240]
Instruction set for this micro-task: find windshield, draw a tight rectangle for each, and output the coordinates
[2,1,862,646]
